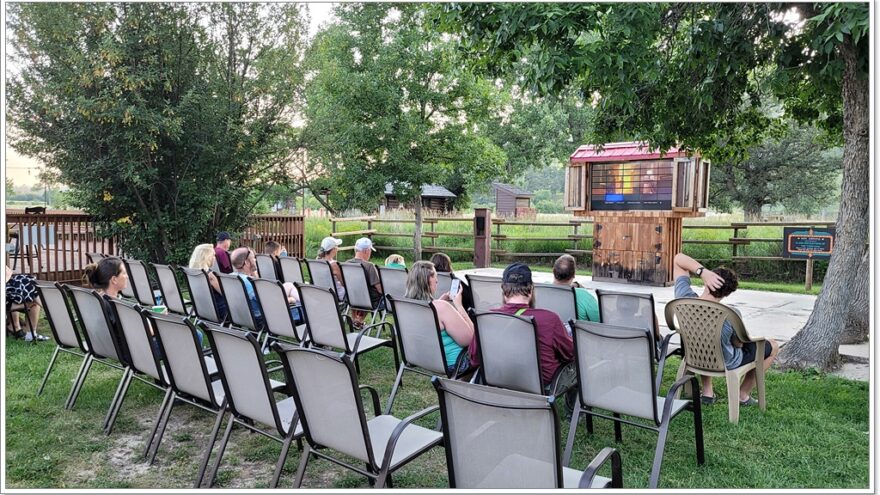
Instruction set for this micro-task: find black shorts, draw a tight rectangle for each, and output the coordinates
[740,341,772,365]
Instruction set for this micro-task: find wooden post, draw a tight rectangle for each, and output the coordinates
[572,221,579,252]
[805,257,814,291]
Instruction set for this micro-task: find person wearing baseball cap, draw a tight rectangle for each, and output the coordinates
[214,231,234,274]
[317,236,346,301]
[345,237,383,327]
[467,262,574,394]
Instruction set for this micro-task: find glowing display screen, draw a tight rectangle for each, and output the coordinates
[590,161,673,211]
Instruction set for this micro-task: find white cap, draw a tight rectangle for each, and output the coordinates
[320,236,343,252]
[355,237,376,252]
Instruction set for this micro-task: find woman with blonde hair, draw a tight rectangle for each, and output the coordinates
[404,260,474,375]
[189,243,228,320]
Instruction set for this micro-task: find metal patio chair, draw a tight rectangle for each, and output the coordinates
[252,278,308,349]
[339,262,386,331]
[152,263,191,316]
[597,289,674,361]
[255,254,281,282]
[180,267,225,324]
[295,283,398,375]
[216,272,263,336]
[124,258,159,306]
[279,257,308,285]
[563,321,703,488]
[275,345,443,488]
[433,272,455,300]
[464,274,503,312]
[35,281,88,397]
[534,283,578,330]
[378,265,409,300]
[200,323,303,488]
[433,377,622,488]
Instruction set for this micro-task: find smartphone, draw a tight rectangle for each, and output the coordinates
[449,278,461,298]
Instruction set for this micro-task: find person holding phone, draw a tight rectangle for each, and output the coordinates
[404,260,474,376]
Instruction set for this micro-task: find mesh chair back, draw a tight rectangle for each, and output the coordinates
[149,313,218,406]
[386,296,446,374]
[217,273,259,332]
[378,266,408,299]
[533,284,577,326]
[473,312,543,394]
[124,259,155,306]
[203,323,285,434]
[36,282,83,350]
[108,299,163,382]
[465,275,503,312]
[665,298,747,374]
[66,286,124,361]
[306,259,335,291]
[181,268,221,323]
[280,347,372,463]
[279,257,306,285]
[297,284,347,350]
[86,252,106,265]
[597,289,657,337]
[153,264,188,315]
[434,378,561,488]
[572,321,658,422]
[433,272,455,299]
[339,262,374,310]
[252,278,305,341]
[255,254,279,282]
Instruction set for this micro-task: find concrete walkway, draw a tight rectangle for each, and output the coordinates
[457,268,869,381]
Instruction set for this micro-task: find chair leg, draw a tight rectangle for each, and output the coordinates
[194,406,227,488]
[375,469,389,489]
[293,444,312,488]
[65,354,94,410]
[612,413,622,443]
[725,371,741,424]
[648,421,672,489]
[37,346,62,395]
[674,359,687,400]
[389,343,401,381]
[206,417,236,488]
[104,368,134,434]
[144,389,174,460]
[385,365,406,415]
[585,406,593,434]
[270,430,297,488]
[354,353,361,374]
[693,398,705,465]
[147,393,177,464]
[756,363,767,411]
[562,397,582,466]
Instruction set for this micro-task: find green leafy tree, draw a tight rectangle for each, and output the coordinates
[5,178,14,198]
[303,4,505,259]
[7,3,308,263]
[710,124,842,220]
[440,3,869,368]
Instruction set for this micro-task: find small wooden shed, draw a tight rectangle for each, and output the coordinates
[493,182,535,218]
[384,183,456,212]
[565,141,710,286]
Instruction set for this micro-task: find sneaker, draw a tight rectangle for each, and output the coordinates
[700,395,717,405]
[24,333,49,342]
[740,396,758,407]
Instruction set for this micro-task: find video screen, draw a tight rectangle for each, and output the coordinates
[590,161,673,211]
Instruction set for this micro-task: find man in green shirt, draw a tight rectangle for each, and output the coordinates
[552,254,599,322]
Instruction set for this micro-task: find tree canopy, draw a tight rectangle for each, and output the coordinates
[7,3,308,263]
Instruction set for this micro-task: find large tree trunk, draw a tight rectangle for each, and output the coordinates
[413,199,423,261]
[777,37,870,370]
[839,246,870,344]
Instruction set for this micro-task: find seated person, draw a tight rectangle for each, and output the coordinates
[214,232,234,274]
[431,252,472,309]
[5,264,45,341]
[345,237,384,326]
[552,254,599,322]
[672,252,779,406]
[231,247,302,327]
[404,260,474,375]
[189,244,229,322]
[384,254,406,270]
[317,236,346,301]
[468,263,574,389]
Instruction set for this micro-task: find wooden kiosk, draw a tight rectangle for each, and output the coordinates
[565,142,710,286]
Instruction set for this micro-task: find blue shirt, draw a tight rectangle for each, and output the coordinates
[236,273,262,319]
[674,276,742,370]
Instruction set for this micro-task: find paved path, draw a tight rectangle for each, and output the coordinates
[457,267,869,381]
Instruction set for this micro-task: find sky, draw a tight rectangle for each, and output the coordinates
[3,2,337,188]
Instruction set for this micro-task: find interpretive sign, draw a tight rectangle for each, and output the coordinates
[782,227,835,259]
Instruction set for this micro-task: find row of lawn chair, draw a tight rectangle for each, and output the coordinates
[49,253,768,487]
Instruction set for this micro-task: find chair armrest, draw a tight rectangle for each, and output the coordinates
[578,447,622,488]
[663,374,700,421]
[380,405,441,471]
[655,332,676,392]
[359,385,381,417]
[548,361,577,398]
[351,322,392,353]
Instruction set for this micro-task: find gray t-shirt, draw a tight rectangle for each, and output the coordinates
[674,276,742,370]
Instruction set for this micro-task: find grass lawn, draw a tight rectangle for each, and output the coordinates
[4,318,867,489]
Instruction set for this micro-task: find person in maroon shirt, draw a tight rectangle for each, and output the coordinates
[468,263,574,386]
[214,232,233,274]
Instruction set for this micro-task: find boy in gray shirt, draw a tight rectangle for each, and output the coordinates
[672,253,779,406]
